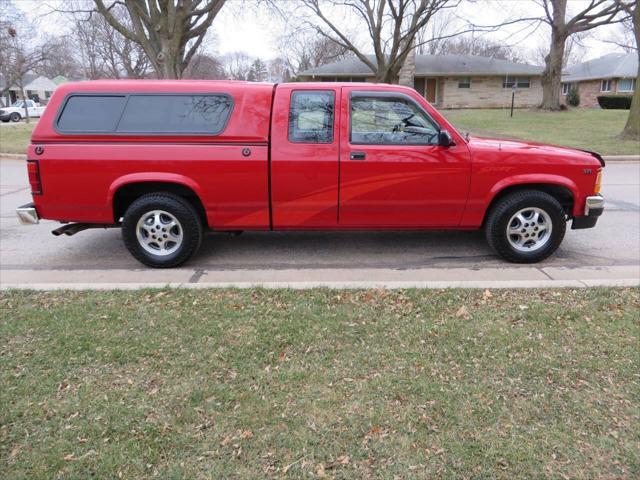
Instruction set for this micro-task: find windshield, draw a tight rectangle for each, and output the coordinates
[12,100,24,108]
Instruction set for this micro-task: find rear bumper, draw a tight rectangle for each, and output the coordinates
[16,203,39,224]
[572,195,604,230]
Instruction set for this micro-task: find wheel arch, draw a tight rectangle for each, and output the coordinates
[109,174,207,225]
[482,177,577,226]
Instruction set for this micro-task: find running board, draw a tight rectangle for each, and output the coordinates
[51,223,117,236]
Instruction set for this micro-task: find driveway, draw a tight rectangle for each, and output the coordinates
[1,158,638,288]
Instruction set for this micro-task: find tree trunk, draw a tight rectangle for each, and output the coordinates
[540,29,566,110]
[621,3,639,140]
[621,72,640,140]
[376,67,396,84]
[20,86,30,124]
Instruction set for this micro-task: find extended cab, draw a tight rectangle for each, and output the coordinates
[16,80,604,267]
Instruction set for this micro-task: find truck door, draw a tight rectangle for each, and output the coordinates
[338,88,471,227]
[270,84,341,228]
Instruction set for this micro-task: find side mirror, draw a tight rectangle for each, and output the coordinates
[438,130,455,147]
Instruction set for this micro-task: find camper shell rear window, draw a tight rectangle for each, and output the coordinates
[55,93,234,135]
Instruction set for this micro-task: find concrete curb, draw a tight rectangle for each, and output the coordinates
[603,155,640,163]
[1,265,637,290]
[0,153,26,160]
[1,278,638,291]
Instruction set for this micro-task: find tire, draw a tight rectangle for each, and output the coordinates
[122,193,203,268]
[10,112,21,122]
[484,190,566,263]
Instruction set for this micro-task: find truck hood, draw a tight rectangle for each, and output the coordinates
[467,135,605,166]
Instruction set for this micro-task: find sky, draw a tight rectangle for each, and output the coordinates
[12,0,631,65]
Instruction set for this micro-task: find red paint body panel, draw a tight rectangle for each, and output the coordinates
[338,85,471,227]
[27,80,603,232]
[270,84,341,228]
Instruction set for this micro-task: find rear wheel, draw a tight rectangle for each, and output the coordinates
[10,112,21,122]
[122,193,203,268]
[484,190,566,263]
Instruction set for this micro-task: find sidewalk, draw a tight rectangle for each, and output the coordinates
[2,265,638,290]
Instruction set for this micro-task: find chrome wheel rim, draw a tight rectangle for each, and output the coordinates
[136,210,183,256]
[506,207,553,253]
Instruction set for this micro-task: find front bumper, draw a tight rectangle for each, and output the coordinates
[16,203,39,224]
[572,195,604,229]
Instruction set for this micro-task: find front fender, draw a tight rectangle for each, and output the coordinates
[484,174,581,217]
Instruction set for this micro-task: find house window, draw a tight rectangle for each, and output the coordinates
[618,78,635,92]
[601,79,612,92]
[562,83,571,95]
[503,76,531,88]
[458,77,471,88]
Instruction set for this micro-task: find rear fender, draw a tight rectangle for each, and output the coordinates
[107,172,204,213]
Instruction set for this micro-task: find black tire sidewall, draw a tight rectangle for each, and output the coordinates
[486,191,566,263]
[122,194,203,268]
[10,113,21,122]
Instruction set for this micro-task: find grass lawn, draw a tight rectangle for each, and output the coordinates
[443,108,639,156]
[0,123,35,155]
[1,288,638,479]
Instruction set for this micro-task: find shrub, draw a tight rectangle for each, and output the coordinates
[566,87,580,107]
[597,95,633,109]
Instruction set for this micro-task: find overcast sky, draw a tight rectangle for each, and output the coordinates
[15,0,630,65]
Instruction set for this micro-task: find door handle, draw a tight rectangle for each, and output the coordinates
[350,151,366,161]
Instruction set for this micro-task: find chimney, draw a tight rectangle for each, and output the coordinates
[398,40,416,87]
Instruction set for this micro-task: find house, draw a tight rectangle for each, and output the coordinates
[297,54,544,109]
[561,53,638,108]
[0,74,60,106]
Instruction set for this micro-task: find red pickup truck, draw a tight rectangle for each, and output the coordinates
[16,80,604,267]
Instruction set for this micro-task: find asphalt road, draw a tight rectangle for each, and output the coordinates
[1,158,638,288]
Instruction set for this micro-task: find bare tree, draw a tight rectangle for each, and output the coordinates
[183,53,226,79]
[426,35,524,62]
[72,5,150,79]
[220,51,253,80]
[0,4,53,99]
[278,30,348,75]
[537,0,632,110]
[268,57,289,82]
[616,0,639,140]
[34,35,82,79]
[297,0,463,83]
[63,1,227,79]
[600,15,637,52]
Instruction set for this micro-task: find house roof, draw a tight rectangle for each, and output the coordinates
[52,75,69,85]
[24,76,58,92]
[0,73,38,91]
[298,54,544,77]
[563,53,638,82]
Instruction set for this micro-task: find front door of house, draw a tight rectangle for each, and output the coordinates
[426,78,437,103]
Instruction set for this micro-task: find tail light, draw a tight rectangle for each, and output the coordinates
[594,169,602,194]
[27,160,42,195]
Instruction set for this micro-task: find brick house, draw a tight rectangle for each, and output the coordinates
[561,53,637,108]
[297,54,544,108]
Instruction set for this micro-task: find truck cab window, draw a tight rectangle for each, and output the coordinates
[350,95,439,145]
[288,91,334,143]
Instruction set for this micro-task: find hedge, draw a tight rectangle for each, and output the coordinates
[597,95,633,109]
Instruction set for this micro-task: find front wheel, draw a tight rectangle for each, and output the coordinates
[484,190,566,263]
[122,193,203,268]
[9,112,21,122]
